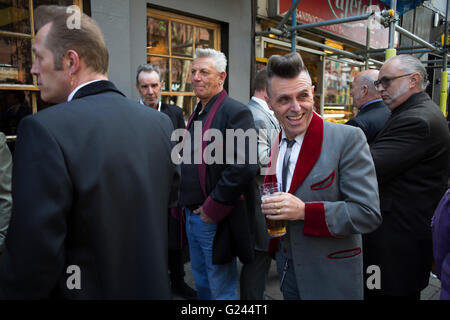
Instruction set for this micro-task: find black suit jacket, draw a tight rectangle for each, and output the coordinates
[160,102,185,132]
[365,91,450,295]
[185,94,259,265]
[346,100,390,144]
[0,81,179,299]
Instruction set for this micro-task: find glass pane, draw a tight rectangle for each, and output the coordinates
[0,0,30,34]
[195,27,214,49]
[0,35,32,84]
[147,56,169,91]
[162,95,196,121]
[147,16,168,55]
[0,90,32,135]
[171,21,193,57]
[171,58,192,92]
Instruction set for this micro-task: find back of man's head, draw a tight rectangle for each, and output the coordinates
[353,69,380,108]
[35,5,109,75]
[252,68,267,97]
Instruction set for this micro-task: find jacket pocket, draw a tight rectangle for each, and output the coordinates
[310,170,335,191]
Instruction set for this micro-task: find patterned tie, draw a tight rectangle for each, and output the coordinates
[282,139,296,192]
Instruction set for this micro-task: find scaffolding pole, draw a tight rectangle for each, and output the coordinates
[441,0,449,117]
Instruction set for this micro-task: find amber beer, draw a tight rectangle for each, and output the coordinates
[259,182,286,237]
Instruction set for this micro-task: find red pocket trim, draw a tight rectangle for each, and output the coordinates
[310,170,335,191]
[327,247,362,259]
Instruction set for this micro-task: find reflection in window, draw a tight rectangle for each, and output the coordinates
[147,16,168,55]
[171,59,192,92]
[148,56,169,91]
[0,36,32,84]
[0,90,32,135]
[162,95,196,122]
[195,27,214,49]
[0,0,30,34]
[171,21,192,57]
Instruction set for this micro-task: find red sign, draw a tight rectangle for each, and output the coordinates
[277,0,389,48]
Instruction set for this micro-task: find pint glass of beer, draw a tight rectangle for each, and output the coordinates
[259,182,286,237]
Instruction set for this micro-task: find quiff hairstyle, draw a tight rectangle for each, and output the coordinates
[34,5,109,74]
[266,52,310,96]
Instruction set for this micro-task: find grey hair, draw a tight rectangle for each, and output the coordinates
[136,64,162,85]
[194,48,227,73]
[387,54,429,90]
[356,70,379,94]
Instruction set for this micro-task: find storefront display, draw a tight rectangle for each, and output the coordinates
[323,59,359,123]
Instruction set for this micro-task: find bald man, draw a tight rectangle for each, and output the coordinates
[346,69,390,144]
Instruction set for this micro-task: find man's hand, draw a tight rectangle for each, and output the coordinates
[261,192,305,221]
[193,206,215,223]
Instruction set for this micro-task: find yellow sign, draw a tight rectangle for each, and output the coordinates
[441,33,450,46]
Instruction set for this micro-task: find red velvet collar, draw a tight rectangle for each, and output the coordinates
[264,112,324,193]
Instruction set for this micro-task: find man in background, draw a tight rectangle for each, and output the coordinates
[346,69,390,144]
[136,64,196,300]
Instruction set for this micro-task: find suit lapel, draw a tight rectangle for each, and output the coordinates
[72,80,125,100]
[288,112,323,193]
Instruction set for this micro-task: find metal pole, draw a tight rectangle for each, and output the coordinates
[275,0,302,30]
[287,12,374,31]
[365,25,370,70]
[386,0,397,59]
[291,0,296,52]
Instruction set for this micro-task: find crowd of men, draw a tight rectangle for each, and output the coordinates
[0,5,449,300]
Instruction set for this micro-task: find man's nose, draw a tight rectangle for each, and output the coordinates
[30,62,38,75]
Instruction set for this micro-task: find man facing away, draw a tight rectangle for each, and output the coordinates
[240,67,280,300]
[178,48,258,300]
[0,5,178,299]
[136,63,196,300]
[346,69,390,144]
[365,54,450,299]
[261,52,382,300]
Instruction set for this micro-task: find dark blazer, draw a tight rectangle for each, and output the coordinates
[346,99,390,144]
[160,102,185,250]
[0,81,179,299]
[160,102,185,132]
[365,91,450,296]
[186,92,259,265]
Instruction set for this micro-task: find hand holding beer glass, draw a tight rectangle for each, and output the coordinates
[259,182,287,237]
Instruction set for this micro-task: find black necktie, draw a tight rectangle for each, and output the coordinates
[282,139,296,192]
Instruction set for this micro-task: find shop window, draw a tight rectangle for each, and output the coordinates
[323,59,360,124]
[147,7,221,118]
[0,0,82,151]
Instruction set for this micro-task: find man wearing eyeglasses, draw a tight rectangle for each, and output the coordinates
[364,54,450,300]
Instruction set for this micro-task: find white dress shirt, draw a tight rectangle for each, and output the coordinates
[68,79,103,101]
[276,131,305,192]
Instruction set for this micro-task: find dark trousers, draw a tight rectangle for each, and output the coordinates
[168,248,186,284]
[240,250,272,300]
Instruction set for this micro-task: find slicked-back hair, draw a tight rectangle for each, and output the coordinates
[136,64,162,86]
[194,48,227,73]
[266,52,309,96]
[34,5,109,74]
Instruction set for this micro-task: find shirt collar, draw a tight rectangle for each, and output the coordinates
[68,79,103,101]
[139,99,161,112]
[281,130,305,146]
[251,96,274,115]
[360,98,383,111]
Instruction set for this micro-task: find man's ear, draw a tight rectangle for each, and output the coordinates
[264,94,274,111]
[410,72,420,88]
[64,49,80,74]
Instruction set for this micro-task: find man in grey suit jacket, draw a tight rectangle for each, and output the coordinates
[261,52,382,299]
[240,68,280,300]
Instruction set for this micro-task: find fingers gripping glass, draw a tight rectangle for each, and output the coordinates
[374,73,413,89]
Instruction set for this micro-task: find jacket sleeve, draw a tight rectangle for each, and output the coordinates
[303,127,382,237]
[0,132,12,253]
[370,115,428,184]
[0,117,71,299]
[202,107,259,222]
